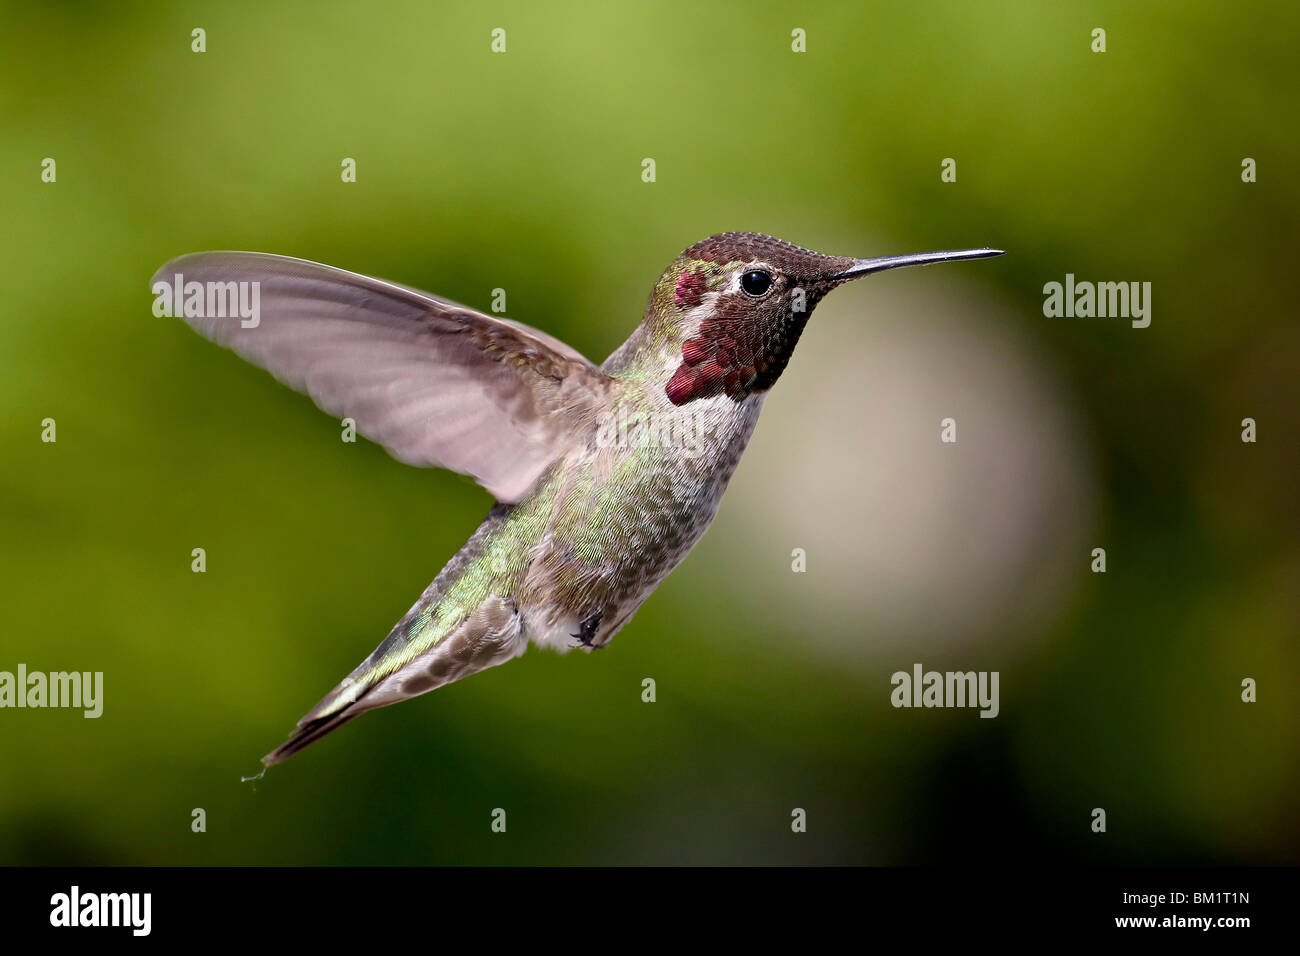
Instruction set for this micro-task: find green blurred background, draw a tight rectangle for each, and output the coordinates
[2,1,1297,865]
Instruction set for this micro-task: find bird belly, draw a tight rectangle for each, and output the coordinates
[519,390,765,650]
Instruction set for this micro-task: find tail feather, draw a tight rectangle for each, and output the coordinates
[261,628,404,767]
[258,507,527,768]
[262,704,366,767]
[259,592,527,767]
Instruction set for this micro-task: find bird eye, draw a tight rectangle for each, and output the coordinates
[740,270,773,297]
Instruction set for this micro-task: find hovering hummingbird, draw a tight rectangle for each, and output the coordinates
[155,233,1002,766]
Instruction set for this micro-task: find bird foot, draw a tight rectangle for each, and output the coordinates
[571,612,602,648]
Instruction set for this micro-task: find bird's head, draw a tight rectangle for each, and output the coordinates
[641,232,1002,406]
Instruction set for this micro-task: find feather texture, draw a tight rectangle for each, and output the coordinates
[154,252,611,503]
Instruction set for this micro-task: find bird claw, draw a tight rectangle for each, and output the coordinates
[571,611,602,648]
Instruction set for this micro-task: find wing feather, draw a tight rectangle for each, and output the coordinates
[153,251,611,502]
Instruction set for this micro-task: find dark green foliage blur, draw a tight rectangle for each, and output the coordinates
[1,1,1296,864]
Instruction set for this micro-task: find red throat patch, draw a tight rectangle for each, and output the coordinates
[673,269,707,309]
[665,320,759,406]
[658,233,853,406]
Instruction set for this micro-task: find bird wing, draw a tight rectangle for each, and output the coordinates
[153,251,612,503]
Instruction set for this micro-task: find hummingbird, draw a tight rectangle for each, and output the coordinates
[155,233,1002,766]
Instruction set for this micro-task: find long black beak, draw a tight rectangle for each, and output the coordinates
[831,247,1004,280]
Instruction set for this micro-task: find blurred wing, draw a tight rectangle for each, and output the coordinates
[154,251,611,503]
